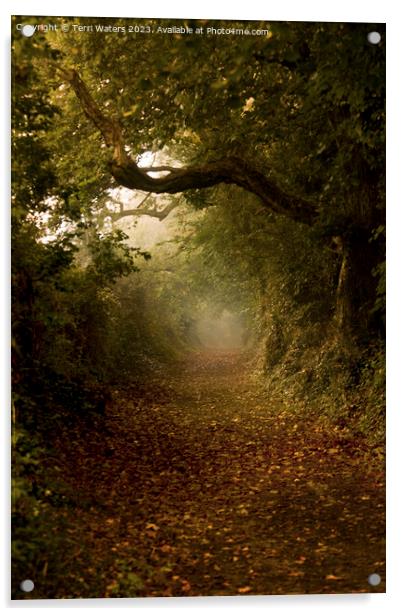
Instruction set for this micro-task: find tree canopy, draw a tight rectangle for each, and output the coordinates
[11,17,385,599]
[31,19,384,332]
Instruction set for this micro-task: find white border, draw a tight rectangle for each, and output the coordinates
[2,1,401,615]
[0,0,393,21]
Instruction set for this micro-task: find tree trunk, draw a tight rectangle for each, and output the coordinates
[334,231,380,341]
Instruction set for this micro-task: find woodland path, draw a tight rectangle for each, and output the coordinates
[49,351,385,598]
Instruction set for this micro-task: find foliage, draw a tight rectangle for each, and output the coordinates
[11,33,153,594]
[11,17,385,598]
[20,20,383,237]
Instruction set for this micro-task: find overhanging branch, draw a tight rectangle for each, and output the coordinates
[59,67,317,226]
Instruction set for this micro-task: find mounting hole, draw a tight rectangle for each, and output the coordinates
[368,573,381,586]
[20,579,35,592]
[367,31,381,45]
[21,24,35,37]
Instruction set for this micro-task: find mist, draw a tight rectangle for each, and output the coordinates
[195,308,245,350]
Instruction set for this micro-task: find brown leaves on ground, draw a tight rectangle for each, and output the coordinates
[36,351,385,598]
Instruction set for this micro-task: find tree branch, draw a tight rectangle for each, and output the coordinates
[60,67,317,226]
[141,166,175,173]
[110,199,179,222]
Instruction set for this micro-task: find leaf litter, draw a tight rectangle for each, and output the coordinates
[47,351,385,597]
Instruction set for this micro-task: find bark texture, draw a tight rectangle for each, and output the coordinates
[334,231,381,339]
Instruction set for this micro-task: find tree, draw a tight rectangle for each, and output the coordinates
[11,21,150,416]
[42,19,384,341]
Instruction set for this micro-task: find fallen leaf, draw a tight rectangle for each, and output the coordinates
[238,586,251,593]
[181,579,191,592]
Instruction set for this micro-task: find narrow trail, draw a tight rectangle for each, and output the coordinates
[50,351,385,598]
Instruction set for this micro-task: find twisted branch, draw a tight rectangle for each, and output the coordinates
[58,66,317,226]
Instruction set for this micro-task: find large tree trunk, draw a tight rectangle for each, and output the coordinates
[334,231,381,341]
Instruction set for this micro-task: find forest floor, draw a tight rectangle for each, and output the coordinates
[38,351,385,598]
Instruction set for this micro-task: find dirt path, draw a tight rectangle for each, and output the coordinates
[46,351,385,598]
